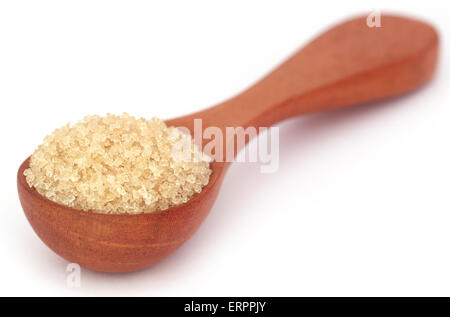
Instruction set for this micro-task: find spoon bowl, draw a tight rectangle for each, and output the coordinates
[18,14,439,272]
[18,158,226,272]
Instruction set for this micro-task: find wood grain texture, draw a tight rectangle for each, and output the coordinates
[17,14,439,272]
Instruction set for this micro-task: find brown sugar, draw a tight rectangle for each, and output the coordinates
[24,113,211,214]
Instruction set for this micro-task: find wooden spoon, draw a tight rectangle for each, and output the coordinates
[17,15,438,272]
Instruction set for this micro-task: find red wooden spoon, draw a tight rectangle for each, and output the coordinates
[18,14,438,272]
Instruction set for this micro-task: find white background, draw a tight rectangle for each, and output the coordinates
[0,0,449,296]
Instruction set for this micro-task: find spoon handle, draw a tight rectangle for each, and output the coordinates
[170,14,438,139]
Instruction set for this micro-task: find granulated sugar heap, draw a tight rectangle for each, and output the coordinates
[24,113,211,214]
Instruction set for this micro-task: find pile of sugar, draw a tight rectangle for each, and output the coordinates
[24,113,211,214]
